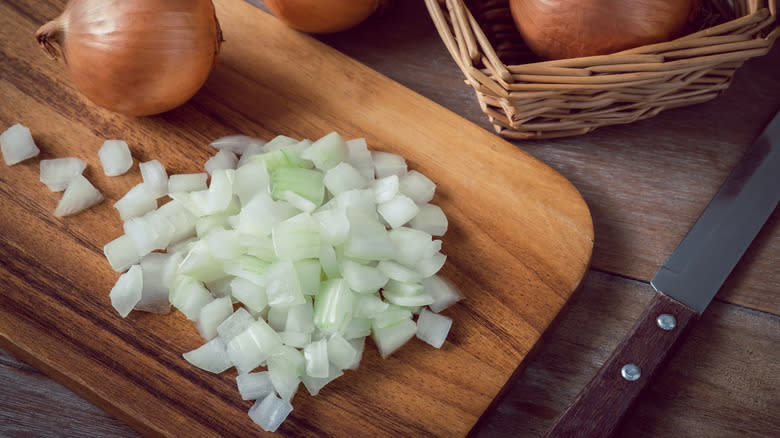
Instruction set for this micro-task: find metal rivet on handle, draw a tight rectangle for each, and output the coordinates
[656,313,677,331]
[621,364,641,381]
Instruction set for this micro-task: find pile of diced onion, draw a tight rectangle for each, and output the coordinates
[100,132,462,432]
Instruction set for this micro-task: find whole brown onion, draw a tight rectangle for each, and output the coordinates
[264,0,389,34]
[36,0,222,116]
[510,0,698,60]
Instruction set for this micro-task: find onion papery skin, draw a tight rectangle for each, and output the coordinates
[264,0,385,34]
[36,0,222,117]
[509,0,698,60]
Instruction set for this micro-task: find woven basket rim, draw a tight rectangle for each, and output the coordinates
[426,0,779,139]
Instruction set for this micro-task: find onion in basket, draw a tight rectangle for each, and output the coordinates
[509,0,699,60]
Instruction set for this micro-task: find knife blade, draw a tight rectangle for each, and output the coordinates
[544,110,780,438]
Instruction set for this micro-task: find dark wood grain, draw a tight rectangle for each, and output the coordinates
[0,0,592,437]
[1,0,778,437]
[544,293,698,438]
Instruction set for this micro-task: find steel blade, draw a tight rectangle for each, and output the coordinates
[651,111,780,313]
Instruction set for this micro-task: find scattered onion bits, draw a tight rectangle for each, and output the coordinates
[264,0,390,34]
[35,0,223,116]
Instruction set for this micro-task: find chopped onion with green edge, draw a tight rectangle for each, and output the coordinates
[249,392,293,433]
[114,183,157,221]
[1,123,39,165]
[54,174,104,217]
[205,149,238,175]
[416,308,453,349]
[183,337,232,374]
[102,130,465,432]
[168,172,208,194]
[236,371,275,401]
[99,140,133,177]
[109,264,142,317]
[39,157,86,192]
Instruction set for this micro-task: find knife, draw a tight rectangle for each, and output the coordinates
[544,110,780,438]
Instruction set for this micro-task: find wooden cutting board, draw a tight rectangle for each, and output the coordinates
[0,0,593,436]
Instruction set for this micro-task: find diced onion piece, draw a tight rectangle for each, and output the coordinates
[217,307,256,344]
[267,345,304,400]
[227,319,283,374]
[183,337,233,374]
[54,174,104,217]
[104,234,141,272]
[139,159,168,198]
[205,149,238,175]
[294,259,322,296]
[123,210,175,256]
[168,173,208,193]
[371,317,417,359]
[1,123,40,165]
[345,138,374,180]
[323,161,368,196]
[114,183,157,221]
[388,227,433,267]
[272,213,321,261]
[346,337,366,370]
[377,194,420,229]
[197,296,234,341]
[372,305,413,329]
[237,371,275,401]
[377,260,423,284]
[234,159,270,206]
[301,364,343,396]
[416,250,447,278]
[371,151,407,178]
[271,167,324,207]
[136,252,176,314]
[39,157,87,192]
[303,338,329,378]
[409,203,448,236]
[416,308,452,349]
[343,317,372,340]
[284,299,315,333]
[230,277,268,314]
[354,293,389,319]
[399,170,436,204]
[237,140,267,168]
[343,208,395,261]
[99,140,132,176]
[312,207,350,246]
[279,331,312,348]
[313,279,353,335]
[264,260,306,307]
[327,332,357,370]
[372,174,399,204]
[300,131,348,171]
[155,200,198,245]
[423,275,463,313]
[318,245,340,279]
[249,393,293,433]
[109,264,142,317]
[211,134,266,155]
[170,277,212,320]
[339,259,388,293]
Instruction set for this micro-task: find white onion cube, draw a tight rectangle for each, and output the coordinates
[237,371,275,401]
[205,149,238,175]
[103,234,141,272]
[183,337,233,374]
[197,296,234,341]
[139,160,168,198]
[54,174,104,217]
[248,393,293,433]
[371,151,407,178]
[109,264,142,317]
[99,140,132,176]
[371,317,417,358]
[39,158,86,192]
[416,308,452,348]
[423,275,463,313]
[114,183,157,221]
[1,123,39,165]
[399,170,436,204]
[377,194,420,229]
[168,173,208,193]
[410,203,448,236]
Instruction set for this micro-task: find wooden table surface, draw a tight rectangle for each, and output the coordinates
[2,1,778,437]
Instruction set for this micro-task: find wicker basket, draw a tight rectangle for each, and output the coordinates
[425,0,779,139]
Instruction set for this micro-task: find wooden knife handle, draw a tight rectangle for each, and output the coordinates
[545,292,699,438]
